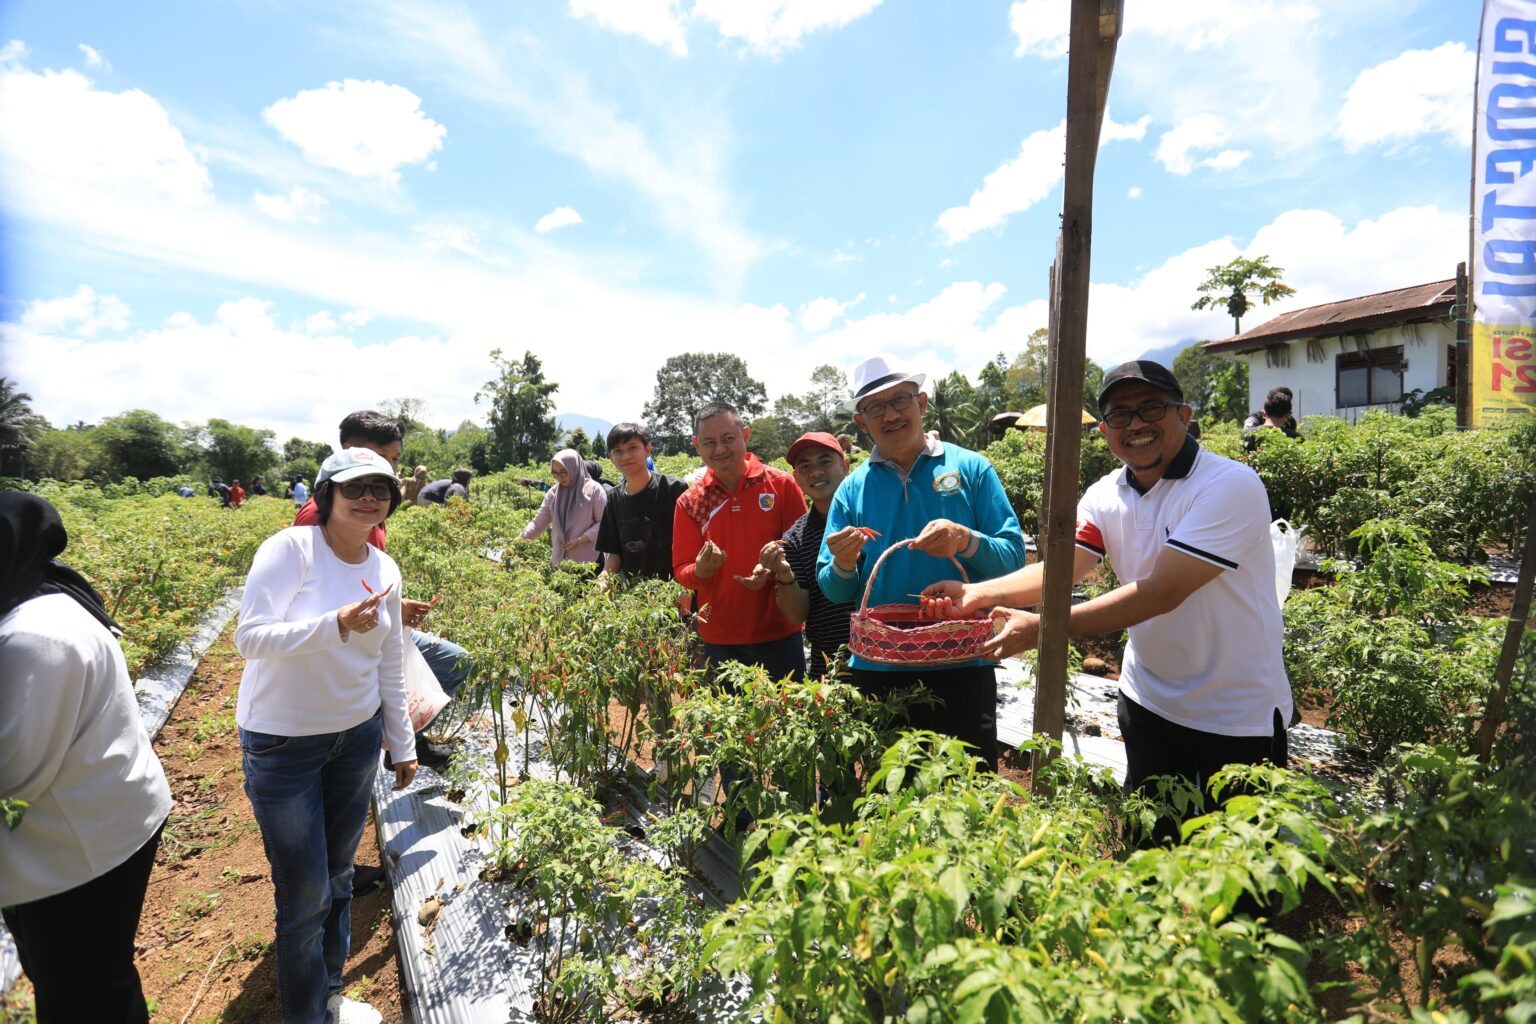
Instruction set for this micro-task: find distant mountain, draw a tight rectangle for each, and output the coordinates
[1136,336,1204,367]
[555,413,614,441]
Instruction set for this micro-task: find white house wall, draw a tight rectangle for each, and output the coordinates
[1242,320,1454,422]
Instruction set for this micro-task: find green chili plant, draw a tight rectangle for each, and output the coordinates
[485,779,710,1022]
[706,733,1357,1023]
[1283,519,1501,754]
[1323,745,1536,1016]
[656,665,911,844]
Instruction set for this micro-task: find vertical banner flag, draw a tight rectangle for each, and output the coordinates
[1474,1,1536,425]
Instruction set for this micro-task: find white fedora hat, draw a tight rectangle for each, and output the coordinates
[844,356,927,412]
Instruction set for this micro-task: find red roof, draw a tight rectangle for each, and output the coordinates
[1203,279,1456,354]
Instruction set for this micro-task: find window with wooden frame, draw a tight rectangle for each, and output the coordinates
[1336,345,1404,407]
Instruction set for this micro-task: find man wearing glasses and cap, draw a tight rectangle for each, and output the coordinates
[816,357,1026,771]
[922,360,1291,838]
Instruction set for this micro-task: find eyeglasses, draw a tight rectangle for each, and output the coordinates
[1101,401,1184,429]
[858,391,919,419]
[337,480,394,501]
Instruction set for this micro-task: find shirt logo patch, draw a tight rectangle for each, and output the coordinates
[933,471,963,496]
[758,493,776,511]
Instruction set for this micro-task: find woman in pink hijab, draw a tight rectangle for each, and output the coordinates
[520,448,608,567]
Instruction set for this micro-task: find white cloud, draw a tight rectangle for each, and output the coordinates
[262,79,446,184]
[304,310,340,336]
[570,0,689,56]
[414,223,509,266]
[1,40,27,66]
[798,292,864,332]
[1008,0,1068,58]
[0,61,211,203]
[1336,42,1473,150]
[1010,1,1417,171]
[253,185,327,222]
[692,0,885,56]
[535,206,584,233]
[1089,203,1463,362]
[20,285,131,337]
[3,298,485,441]
[1127,185,1143,199]
[77,44,109,71]
[937,113,1148,245]
[1155,114,1250,175]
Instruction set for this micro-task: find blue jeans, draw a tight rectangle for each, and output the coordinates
[412,630,468,739]
[241,711,382,1023]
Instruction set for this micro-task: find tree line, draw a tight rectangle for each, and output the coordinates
[0,330,1250,485]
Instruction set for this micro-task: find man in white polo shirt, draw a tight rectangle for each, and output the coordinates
[921,360,1290,837]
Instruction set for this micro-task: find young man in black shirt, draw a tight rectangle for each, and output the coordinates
[596,422,689,582]
[757,431,855,678]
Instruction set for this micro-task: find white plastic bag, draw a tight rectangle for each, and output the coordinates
[1270,519,1304,606]
[398,633,450,741]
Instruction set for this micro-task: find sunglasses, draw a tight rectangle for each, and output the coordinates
[1101,400,1184,430]
[336,480,395,501]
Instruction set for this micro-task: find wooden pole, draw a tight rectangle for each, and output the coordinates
[1477,495,1536,762]
[1031,0,1122,786]
[1456,261,1471,429]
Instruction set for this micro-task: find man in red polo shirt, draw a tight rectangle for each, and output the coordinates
[673,401,808,681]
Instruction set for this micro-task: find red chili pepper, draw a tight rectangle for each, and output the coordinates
[360,580,374,594]
[858,527,882,539]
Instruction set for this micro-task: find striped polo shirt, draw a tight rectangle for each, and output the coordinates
[781,506,854,677]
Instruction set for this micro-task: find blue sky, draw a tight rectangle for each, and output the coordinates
[0,0,1475,442]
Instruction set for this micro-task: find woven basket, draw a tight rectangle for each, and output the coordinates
[848,539,995,666]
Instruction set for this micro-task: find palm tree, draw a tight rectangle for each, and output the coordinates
[0,378,41,477]
[1191,255,1296,335]
[925,372,980,444]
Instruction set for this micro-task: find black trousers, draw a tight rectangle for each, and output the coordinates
[3,821,164,1024]
[850,664,998,772]
[1118,693,1287,843]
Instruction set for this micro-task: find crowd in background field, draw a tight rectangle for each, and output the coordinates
[1,353,1304,1024]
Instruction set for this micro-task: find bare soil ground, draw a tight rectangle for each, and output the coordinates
[3,627,407,1024]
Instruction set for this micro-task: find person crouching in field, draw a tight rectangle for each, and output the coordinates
[0,493,172,1024]
[235,449,418,1024]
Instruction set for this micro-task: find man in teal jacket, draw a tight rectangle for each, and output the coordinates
[816,357,1025,770]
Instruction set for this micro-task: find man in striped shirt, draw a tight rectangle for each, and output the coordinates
[757,432,855,678]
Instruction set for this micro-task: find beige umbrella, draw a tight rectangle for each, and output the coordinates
[1016,403,1096,429]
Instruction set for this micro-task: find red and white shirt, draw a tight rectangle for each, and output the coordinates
[673,454,807,645]
[1074,437,1291,736]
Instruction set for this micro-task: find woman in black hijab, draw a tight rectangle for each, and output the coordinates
[0,492,172,1024]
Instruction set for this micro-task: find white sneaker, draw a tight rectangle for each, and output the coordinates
[326,994,383,1024]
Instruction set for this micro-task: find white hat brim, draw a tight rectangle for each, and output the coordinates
[843,372,927,412]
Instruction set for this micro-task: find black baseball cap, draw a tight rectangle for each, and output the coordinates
[1097,360,1183,409]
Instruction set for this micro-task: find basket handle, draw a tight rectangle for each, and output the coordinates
[858,537,969,616]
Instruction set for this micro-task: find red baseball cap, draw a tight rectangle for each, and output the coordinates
[786,431,845,464]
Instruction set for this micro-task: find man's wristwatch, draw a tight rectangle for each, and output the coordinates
[776,573,796,587]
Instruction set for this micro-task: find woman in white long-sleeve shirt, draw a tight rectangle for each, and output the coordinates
[236,447,417,1024]
[0,492,171,1024]
[520,447,607,566]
